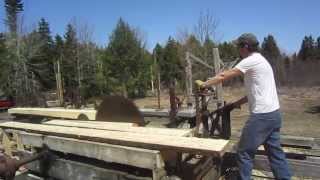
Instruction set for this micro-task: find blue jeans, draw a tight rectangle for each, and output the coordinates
[237,109,291,180]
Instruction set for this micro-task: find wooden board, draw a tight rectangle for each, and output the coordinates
[0,122,229,156]
[18,132,164,170]
[9,107,96,120]
[44,120,192,137]
[140,108,196,118]
[9,107,197,120]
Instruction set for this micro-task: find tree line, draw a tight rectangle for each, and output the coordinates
[0,0,319,106]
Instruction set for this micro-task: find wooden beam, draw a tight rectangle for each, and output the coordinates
[185,52,193,104]
[43,120,192,137]
[0,122,229,156]
[9,108,96,120]
[213,48,223,105]
[9,107,197,120]
[140,108,196,118]
[18,132,164,170]
[189,53,214,70]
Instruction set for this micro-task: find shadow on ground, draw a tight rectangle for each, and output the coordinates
[305,105,320,114]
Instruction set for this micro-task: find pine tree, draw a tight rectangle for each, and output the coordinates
[184,35,202,58]
[28,18,55,89]
[218,42,239,62]
[261,35,283,85]
[0,33,10,93]
[298,36,316,60]
[161,37,183,87]
[53,34,64,59]
[104,18,150,97]
[62,23,79,103]
[4,0,23,36]
[316,37,320,59]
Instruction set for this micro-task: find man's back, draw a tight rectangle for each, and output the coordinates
[235,52,279,113]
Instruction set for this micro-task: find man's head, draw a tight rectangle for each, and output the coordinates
[235,33,259,58]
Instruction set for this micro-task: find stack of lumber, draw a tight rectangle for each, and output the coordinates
[0,120,229,156]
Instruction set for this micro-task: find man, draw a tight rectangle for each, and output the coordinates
[200,33,291,179]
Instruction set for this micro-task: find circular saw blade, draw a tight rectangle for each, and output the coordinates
[96,95,145,126]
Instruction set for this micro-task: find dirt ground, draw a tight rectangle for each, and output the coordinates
[134,86,320,138]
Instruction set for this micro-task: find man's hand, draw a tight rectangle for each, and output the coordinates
[195,80,205,87]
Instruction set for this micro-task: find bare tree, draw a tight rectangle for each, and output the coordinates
[193,10,219,44]
[70,18,99,104]
[176,26,191,45]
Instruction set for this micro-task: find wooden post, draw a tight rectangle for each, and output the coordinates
[154,53,161,109]
[213,48,223,106]
[150,65,154,94]
[185,52,193,106]
[57,59,64,106]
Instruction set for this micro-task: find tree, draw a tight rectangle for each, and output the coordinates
[218,41,239,62]
[184,35,202,58]
[103,18,150,97]
[193,10,219,44]
[161,37,183,87]
[28,18,55,89]
[63,23,79,104]
[53,34,64,59]
[0,33,11,93]
[4,0,23,36]
[316,36,320,59]
[261,35,284,85]
[298,35,316,61]
[202,37,216,63]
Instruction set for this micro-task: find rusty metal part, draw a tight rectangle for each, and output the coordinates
[0,149,48,180]
[95,95,145,126]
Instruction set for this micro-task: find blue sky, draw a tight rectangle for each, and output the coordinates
[0,0,319,54]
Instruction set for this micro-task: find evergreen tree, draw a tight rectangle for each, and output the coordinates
[316,37,320,59]
[28,18,55,89]
[53,34,64,59]
[4,0,23,36]
[218,41,239,62]
[161,37,183,87]
[63,24,78,103]
[261,35,283,85]
[153,43,164,63]
[298,35,316,60]
[0,33,10,93]
[104,18,150,97]
[261,35,281,60]
[184,35,202,58]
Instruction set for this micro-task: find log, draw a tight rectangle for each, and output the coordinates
[0,122,229,156]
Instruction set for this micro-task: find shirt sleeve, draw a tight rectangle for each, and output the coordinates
[235,56,260,74]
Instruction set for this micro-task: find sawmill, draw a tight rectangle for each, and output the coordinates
[0,51,320,180]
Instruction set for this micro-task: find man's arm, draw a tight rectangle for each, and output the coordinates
[202,68,243,88]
